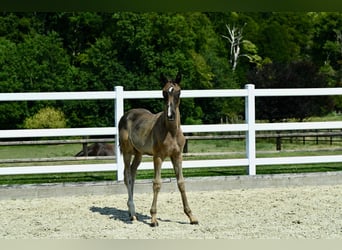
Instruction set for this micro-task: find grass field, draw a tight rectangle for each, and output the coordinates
[1,134,342,185]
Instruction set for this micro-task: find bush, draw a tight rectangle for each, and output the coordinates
[23,107,67,129]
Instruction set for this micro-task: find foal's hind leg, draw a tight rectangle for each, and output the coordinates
[123,152,142,221]
[171,154,198,225]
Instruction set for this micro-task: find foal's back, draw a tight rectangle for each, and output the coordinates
[119,108,163,156]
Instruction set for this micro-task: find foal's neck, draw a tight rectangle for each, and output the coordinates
[164,109,181,137]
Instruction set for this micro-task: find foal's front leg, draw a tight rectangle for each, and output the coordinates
[150,156,162,227]
[171,154,198,225]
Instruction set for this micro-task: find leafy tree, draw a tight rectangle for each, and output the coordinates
[248,61,333,122]
[254,12,314,64]
[0,13,40,43]
[35,12,108,66]
[0,37,28,129]
[15,32,71,92]
[64,36,129,127]
[310,12,342,111]
[0,12,341,129]
[0,20,72,128]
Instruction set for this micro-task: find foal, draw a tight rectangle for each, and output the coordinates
[118,72,198,227]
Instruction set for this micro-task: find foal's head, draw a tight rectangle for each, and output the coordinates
[161,72,181,121]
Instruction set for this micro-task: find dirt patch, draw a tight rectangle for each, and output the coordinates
[0,184,341,239]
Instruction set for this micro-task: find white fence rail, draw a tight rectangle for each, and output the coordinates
[1,84,342,181]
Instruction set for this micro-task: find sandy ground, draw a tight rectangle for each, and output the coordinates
[0,184,341,239]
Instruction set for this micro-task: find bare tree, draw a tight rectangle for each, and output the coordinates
[222,24,251,71]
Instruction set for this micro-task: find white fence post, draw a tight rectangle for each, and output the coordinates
[245,84,256,175]
[115,86,124,181]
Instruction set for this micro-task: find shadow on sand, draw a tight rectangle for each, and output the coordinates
[89,206,188,226]
[89,206,151,225]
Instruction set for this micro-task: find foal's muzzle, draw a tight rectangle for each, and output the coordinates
[167,103,175,121]
[167,115,175,121]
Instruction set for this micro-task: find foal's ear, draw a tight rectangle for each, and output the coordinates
[160,73,168,85]
[175,71,182,85]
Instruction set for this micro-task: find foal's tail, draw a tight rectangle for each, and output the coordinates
[118,112,128,153]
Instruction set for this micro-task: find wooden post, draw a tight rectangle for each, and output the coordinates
[276,136,282,151]
[276,131,281,151]
[82,142,88,156]
[82,136,88,156]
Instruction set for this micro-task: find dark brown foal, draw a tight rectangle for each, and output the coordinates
[118,72,198,227]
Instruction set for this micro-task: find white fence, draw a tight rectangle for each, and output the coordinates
[1,84,342,181]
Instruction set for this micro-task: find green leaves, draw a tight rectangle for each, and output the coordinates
[16,32,71,91]
[0,12,341,129]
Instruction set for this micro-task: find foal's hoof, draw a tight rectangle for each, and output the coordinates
[190,216,199,225]
[150,221,159,227]
[190,220,199,225]
[130,215,138,221]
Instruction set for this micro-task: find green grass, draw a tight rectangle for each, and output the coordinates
[1,131,342,185]
[1,162,341,185]
[0,144,81,159]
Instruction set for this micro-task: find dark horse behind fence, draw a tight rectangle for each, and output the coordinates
[118,72,198,227]
[75,143,114,157]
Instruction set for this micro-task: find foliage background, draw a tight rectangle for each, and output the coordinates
[0,12,341,129]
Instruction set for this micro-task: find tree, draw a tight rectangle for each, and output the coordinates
[0,18,72,128]
[248,61,333,122]
[311,12,342,111]
[222,23,263,72]
[64,36,130,127]
[222,24,244,71]
[0,37,27,129]
[311,12,342,71]
[256,12,314,64]
[15,32,71,92]
[1,12,341,129]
